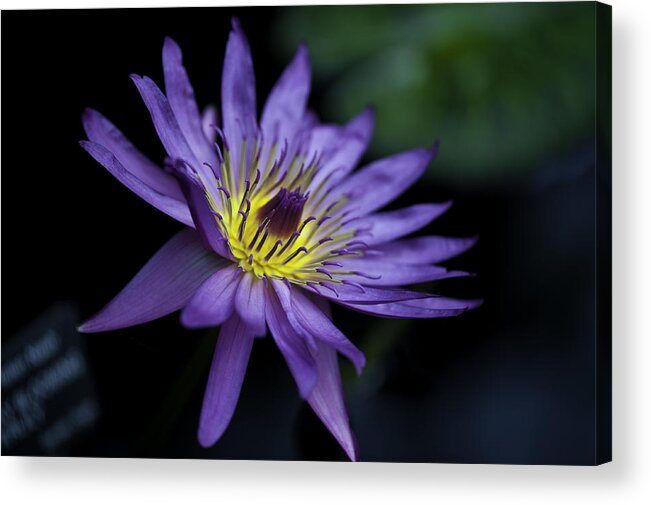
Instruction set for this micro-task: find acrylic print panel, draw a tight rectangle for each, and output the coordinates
[1,2,611,464]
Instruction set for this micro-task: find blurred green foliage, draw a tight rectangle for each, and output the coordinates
[273,3,597,188]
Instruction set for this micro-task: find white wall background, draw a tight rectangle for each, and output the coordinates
[1,0,649,503]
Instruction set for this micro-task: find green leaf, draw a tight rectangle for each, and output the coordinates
[273,3,596,188]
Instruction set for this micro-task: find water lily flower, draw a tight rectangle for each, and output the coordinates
[79,18,479,461]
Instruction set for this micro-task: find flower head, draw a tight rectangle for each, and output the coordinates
[79,18,479,461]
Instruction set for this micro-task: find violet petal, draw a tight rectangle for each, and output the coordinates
[307,340,359,461]
[168,158,232,259]
[354,202,452,246]
[305,283,432,305]
[290,289,365,375]
[307,107,375,190]
[130,74,199,167]
[181,265,241,328]
[80,140,193,227]
[261,43,311,145]
[82,108,184,200]
[78,228,223,332]
[338,258,471,286]
[266,286,317,399]
[372,235,479,264]
[333,146,438,216]
[163,37,221,170]
[234,273,267,337]
[341,297,483,319]
[198,314,255,447]
[201,105,218,143]
[221,18,258,172]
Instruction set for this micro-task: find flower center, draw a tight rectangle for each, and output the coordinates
[193,136,366,286]
[257,187,308,240]
[225,183,329,280]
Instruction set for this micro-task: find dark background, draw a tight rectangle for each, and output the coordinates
[1,3,610,463]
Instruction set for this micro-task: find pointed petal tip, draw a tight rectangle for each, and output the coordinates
[179,311,201,329]
[197,423,224,449]
[197,432,213,449]
[76,318,121,333]
[354,354,367,376]
[293,43,311,69]
[81,107,97,122]
[76,322,91,333]
[162,36,182,60]
[348,105,375,133]
[130,74,157,88]
[81,108,101,137]
[363,104,376,118]
[226,18,251,59]
[294,43,311,72]
[430,139,441,159]
[196,315,254,451]
[347,435,361,462]
[75,316,111,334]
[463,234,480,250]
[464,298,484,310]
[437,297,483,315]
[78,138,102,156]
[441,269,476,280]
[429,200,453,215]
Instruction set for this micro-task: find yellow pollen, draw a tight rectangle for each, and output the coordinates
[198,142,357,285]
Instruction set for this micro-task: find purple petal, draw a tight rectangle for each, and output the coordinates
[234,274,267,337]
[338,258,471,286]
[266,283,317,399]
[221,18,257,170]
[301,109,320,130]
[162,37,221,169]
[303,283,430,304]
[354,202,452,246]
[271,279,317,350]
[341,297,482,319]
[334,145,438,216]
[201,105,218,142]
[130,74,199,166]
[290,289,365,375]
[307,341,359,461]
[306,290,332,316]
[261,43,310,145]
[181,265,242,328]
[80,141,193,227]
[168,158,232,258]
[307,108,375,190]
[303,125,339,165]
[198,314,255,447]
[372,235,478,264]
[82,108,184,200]
[78,229,223,332]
